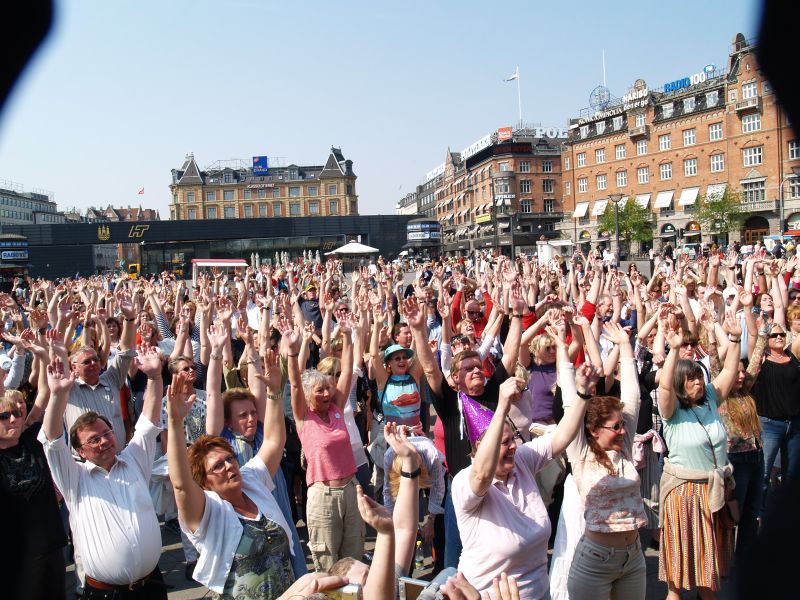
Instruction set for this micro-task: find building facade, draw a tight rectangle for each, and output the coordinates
[0,180,63,226]
[561,33,799,252]
[169,148,358,222]
[395,192,419,215]
[424,126,565,256]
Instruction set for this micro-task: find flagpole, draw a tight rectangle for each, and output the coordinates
[516,66,522,126]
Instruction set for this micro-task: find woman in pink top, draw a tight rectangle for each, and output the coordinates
[283,318,364,572]
[564,322,647,600]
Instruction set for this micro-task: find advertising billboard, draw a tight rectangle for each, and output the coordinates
[252,156,269,175]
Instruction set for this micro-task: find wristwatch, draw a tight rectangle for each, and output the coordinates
[400,467,421,479]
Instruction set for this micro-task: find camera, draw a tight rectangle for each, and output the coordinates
[0,354,12,371]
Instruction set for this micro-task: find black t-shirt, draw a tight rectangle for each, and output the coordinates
[0,422,66,566]
[431,362,508,476]
[754,355,800,419]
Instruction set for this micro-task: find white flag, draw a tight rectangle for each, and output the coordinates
[504,67,519,82]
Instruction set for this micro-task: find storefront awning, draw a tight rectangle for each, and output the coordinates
[706,183,726,200]
[592,199,609,216]
[636,193,651,208]
[654,190,674,208]
[678,187,700,206]
[573,202,589,218]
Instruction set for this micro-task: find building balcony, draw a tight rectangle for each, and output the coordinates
[660,208,675,217]
[734,96,761,113]
[742,199,777,212]
[628,125,649,138]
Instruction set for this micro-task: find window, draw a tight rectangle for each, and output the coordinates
[660,163,673,180]
[346,184,353,195]
[578,177,588,193]
[187,207,196,219]
[223,190,235,201]
[544,199,555,212]
[519,160,531,173]
[577,152,586,167]
[258,188,267,198]
[289,186,301,198]
[742,180,765,203]
[259,204,267,217]
[636,140,647,156]
[289,203,301,216]
[223,172,233,184]
[789,179,800,199]
[272,188,280,198]
[224,206,235,218]
[709,122,723,141]
[329,200,339,214]
[683,128,696,146]
[742,113,761,133]
[637,166,649,184]
[243,189,251,200]
[207,206,217,219]
[206,191,216,201]
[308,186,318,196]
[616,170,628,187]
[244,205,252,217]
[790,140,800,160]
[742,81,758,99]
[615,144,626,159]
[763,81,772,95]
[309,201,319,215]
[565,181,571,195]
[542,160,553,173]
[495,179,510,194]
[520,180,532,193]
[613,116,624,130]
[328,184,337,195]
[273,202,282,216]
[635,113,646,127]
[543,179,554,193]
[711,153,725,172]
[659,134,671,151]
[683,97,696,113]
[580,125,589,139]
[521,199,532,213]
[684,158,698,177]
[186,191,195,202]
[728,89,738,103]
[595,148,605,164]
[743,146,763,166]
[596,121,606,135]
[564,157,570,170]
[596,174,607,190]
[662,103,674,118]
[706,90,719,107]
[499,162,510,172]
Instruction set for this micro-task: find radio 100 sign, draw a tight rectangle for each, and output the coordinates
[664,65,716,93]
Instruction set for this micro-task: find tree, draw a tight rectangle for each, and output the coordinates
[597,197,654,247]
[696,187,745,235]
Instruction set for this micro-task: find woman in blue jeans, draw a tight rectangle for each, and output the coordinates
[753,323,800,520]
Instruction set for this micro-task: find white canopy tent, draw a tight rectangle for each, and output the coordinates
[325,241,380,255]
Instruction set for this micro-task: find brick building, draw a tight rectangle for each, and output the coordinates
[561,33,800,252]
[169,148,358,222]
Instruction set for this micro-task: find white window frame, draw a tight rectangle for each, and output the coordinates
[789,140,800,160]
[616,170,628,187]
[564,157,570,170]
[595,148,605,164]
[521,199,533,213]
[742,113,762,133]
[578,177,588,193]
[580,125,589,138]
[635,113,646,127]
[543,179,554,193]
[683,97,696,113]
[662,103,674,118]
[659,134,671,151]
[544,199,555,212]
[684,158,698,177]
[637,167,649,184]
[577,152,586,167]
[542,160,553,173]
[565,181,571,195]
[636,140,647,156]
[615,144,626,159]
[596,121,606,135]
[612,116,623,130]
[706,90,719,107]
[710,154,725,173]
[742,81,758,99]
[709,123,723,141]
[596,174,607,190]
[660,163,673,180]
[743,146,763,167]
[520,180,532,194]
[683,128,696,146]
[519,160,531,173]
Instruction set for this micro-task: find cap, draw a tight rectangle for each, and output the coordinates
[723,286,737,298]
[383,344,414,363]
[303,281,318,292]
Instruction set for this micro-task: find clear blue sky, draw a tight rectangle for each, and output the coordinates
[0,0,761,217]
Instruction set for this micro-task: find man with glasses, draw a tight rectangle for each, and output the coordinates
[39,350,167,599]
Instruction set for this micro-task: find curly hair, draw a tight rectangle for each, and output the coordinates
[187,435,236,489]
[584,395,624,475]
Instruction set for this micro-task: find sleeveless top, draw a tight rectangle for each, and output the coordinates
[379,374,421,427]
[299,404,357,485]
[216,514,294,599]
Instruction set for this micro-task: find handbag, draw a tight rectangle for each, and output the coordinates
[689,407,740,525]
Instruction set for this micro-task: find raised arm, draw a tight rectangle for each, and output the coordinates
[135,346,165,426]
[713,311,742,401]
[500,283,525,374]
[42,356,74,442]
[204,323,228,436]
[281,320,307,425]
[405,297,443,396]
[254,350,287,476]
[657,328,683,420]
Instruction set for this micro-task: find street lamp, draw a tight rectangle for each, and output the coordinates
[609,193,623,260]
[507,210,518,258]
[779,166,800,241]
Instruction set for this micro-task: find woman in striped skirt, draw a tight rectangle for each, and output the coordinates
[656,315,741,600]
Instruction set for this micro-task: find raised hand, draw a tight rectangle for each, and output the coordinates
[722,310,742,337]
[255,348,282,393]
[166,371,196,422]
[206,322,228,350]
[602,321,631,346]
[46,356,76,394]
[277,318,302,355]
[383,422,421,465]
[403,296,425,328]
[575,361,602,396]
[116,290,136,320]
[356,485,394,535]
[135,345,163,378]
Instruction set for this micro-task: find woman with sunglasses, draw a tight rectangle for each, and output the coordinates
[657,312,741,600]
[753,322,800,523]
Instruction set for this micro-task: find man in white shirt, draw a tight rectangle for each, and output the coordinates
[40,348,167,599]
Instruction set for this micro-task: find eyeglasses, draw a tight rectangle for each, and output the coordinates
[599,421,626,433]
[0,409,23,421]
[80,429,115,448]
[208,454,237,475]
[466,310,482,317]
[459,363,483,372]
[681,342,698,348]
[768,332,786,339]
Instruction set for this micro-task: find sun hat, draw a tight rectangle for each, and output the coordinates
[383,344,414,363]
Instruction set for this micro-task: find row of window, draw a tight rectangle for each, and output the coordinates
[183,200,342,219]
[0,196,56,212]
[182,183,351,203]
[574,156,728,193]
[498,160,553,173]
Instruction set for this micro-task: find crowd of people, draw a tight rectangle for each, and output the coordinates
[2,244,799,600]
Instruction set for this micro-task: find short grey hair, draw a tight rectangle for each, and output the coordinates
[301,369,332,397]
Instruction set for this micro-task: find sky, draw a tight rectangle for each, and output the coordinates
[0,0,762,217]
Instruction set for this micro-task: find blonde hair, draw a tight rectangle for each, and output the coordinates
[530,333,555,356]
[386,455,431,501]
[0,390,23,411]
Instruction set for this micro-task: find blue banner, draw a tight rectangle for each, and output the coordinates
[252,156,269,175]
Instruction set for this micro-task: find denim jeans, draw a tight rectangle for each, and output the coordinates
[759,416,800,519]
[729,449,763,553]
[567,535,646,600]
[443,477,462,569]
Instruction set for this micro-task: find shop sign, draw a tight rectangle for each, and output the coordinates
[247,183,275,189]
[622,87,649,110]
[662,223,677,234]
[475,214,492,224]
[579,231,591,240]
[495,194,516,200]
[498,126,513,141]
[686,221,701,232]
[578,106,624,126]
[0,250,28,260]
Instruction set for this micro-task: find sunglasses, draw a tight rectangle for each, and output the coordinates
[768,332,786,339]
[681,342,698,348]
[599,421,626,433]
[0,410,23,421]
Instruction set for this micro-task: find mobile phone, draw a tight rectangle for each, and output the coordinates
[325,584,363,600]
